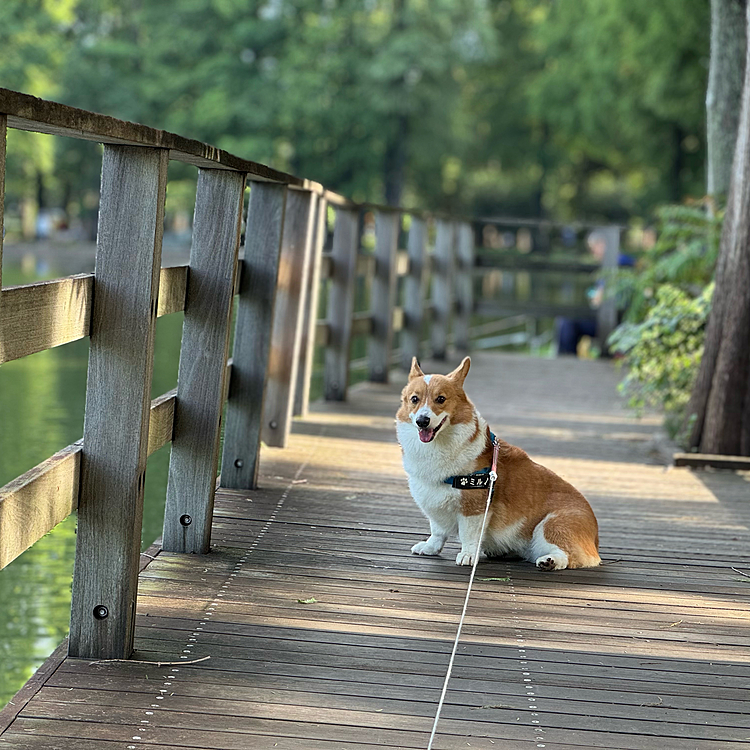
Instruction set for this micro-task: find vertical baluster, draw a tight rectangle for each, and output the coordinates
[220,183,286,490]
[401,215,427,369]
[454,222,475,352]
[324,207,360,401]
[162,169,246,554]
[294,196,328,417]
[68,146,168,659]
[0,114,5,292]
[368,210,400,382]
[262,189,317,447]
[595,225,620,353]
[431,219,455,360]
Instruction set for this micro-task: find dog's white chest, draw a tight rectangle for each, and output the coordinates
[396,416,487,531]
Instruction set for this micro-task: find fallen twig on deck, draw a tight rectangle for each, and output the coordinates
[88,655,210,667]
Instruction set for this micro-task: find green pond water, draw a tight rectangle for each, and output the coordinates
[0,256,184,709]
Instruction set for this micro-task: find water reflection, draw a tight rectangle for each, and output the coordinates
[0,253,184,708]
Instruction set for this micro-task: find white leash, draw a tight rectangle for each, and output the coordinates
[427,440,500,749]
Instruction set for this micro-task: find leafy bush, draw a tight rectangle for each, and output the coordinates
[608,284,712,442]
[609,201,722,324]
[607,201,721,443]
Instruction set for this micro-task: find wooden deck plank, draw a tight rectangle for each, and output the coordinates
[2,352,749,748]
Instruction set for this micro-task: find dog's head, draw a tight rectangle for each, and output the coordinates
[396,357,474,443]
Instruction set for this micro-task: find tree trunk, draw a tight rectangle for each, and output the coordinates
[706,0,746,197]
[686,0,750,455]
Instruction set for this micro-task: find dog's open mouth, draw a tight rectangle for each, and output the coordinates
[418,416,447,443]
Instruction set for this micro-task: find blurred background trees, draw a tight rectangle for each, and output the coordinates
[0,0,710,233]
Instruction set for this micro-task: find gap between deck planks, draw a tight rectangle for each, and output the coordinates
[1,352,749,750]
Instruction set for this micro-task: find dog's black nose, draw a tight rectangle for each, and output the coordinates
[416,415,431,429]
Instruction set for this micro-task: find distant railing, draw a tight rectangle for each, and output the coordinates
[0,88,620,662]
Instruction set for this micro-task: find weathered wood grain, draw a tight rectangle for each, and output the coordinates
[0,114,5,290]
[262,189,317,447]
[401,216,427,369]
[157,265,188,317]
[163,169,245,554]
[0,265,188,365]
[673,452,750,471]
[368,211,400,382]
[430,219,455,359]
[0,381,211,571]
[0,441,82,570]
[146,389,176,457]
[294,197,328,417]
[0,87,300,184]
[68,145,168,660]
[453,222,474,352]
[220,182,286,490]
[324,207,360,400]
[4,354,750,749]
[0,274,92,363]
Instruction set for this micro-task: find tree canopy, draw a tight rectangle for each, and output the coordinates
[1,0,710,226]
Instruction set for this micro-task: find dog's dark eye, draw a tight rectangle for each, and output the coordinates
[410,395,419,404]
[435,395,446,404]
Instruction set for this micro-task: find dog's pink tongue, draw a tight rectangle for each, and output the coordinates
[418,428,434,443]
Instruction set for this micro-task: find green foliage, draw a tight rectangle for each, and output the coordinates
[608,200,721,444]
[608,283,713,443]
[0,0,713,221]
[612,201,723,323]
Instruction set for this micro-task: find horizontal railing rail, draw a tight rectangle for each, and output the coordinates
[0,87,620,662]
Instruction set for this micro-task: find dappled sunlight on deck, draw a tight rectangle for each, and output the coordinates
[2,353,749,749]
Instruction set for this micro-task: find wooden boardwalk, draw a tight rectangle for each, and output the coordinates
[2,352,750,749]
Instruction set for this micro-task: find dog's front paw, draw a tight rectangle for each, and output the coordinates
[411,539,442,556]
[456,550,476,566]
[535,553,568,571]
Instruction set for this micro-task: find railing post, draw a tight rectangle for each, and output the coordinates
[262,188,317,447]
[368,210,400,382]
[324,207,360,401]
[0,114,5,291]
[220,182,286,490]
[162,169,246,554]
[431,219,455,360]
[294,196,328,417]
[454,222,474,352]
[595,225,620,353]
[68,145,168,659]
[401,215,427,369]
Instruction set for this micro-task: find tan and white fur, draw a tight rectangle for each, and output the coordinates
[396,357,600,571]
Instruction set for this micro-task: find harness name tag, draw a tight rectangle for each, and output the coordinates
[452,474,491,489]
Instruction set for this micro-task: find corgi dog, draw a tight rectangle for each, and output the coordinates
[396,357,600,570]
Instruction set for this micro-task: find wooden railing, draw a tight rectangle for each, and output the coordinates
[0,89,621,661]
[0,88,481,660]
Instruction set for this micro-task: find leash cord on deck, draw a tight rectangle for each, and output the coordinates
[427,442,499,749]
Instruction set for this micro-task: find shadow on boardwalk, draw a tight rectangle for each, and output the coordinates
[1,352,749,749]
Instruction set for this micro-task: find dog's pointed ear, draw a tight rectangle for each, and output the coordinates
[409,357,425,380]
[447,356,471,386]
